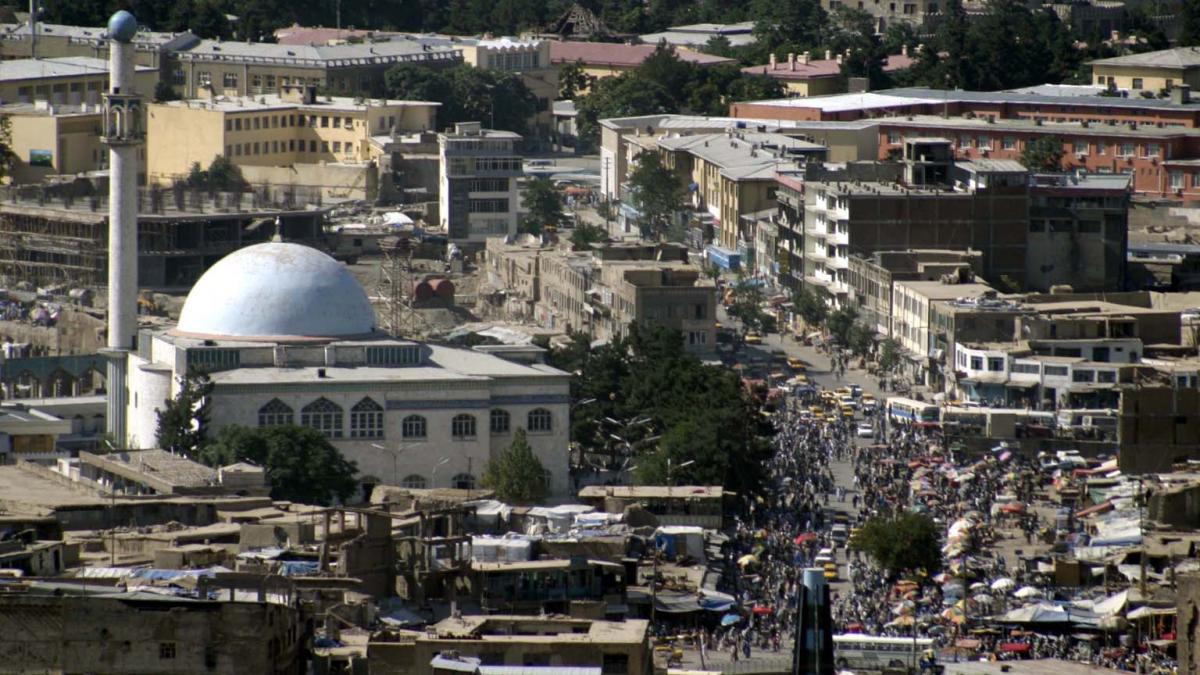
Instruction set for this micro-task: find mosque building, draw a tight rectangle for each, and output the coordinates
[123,241,572,498]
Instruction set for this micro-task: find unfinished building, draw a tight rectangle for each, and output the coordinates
[0,183,331,289]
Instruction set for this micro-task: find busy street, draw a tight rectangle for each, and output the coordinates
[664,325,1179,674]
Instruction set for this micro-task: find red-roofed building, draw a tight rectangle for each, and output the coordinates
[741,50,917,97]
[549,41,735,90]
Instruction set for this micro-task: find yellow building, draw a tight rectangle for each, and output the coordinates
[657,131,826,249]
[145,84,439,185]
[5,102,111,184]
[0,56,157,105]
[1090,48,1200,95]
[170,38,460,100]
[0,21,198,69]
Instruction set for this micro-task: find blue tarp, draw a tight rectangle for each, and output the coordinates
[278,561,320,577]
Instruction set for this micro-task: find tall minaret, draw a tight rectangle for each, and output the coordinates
[101,10,142,445]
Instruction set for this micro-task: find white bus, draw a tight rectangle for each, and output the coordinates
[885,397,940,425]
[833,634,936,671]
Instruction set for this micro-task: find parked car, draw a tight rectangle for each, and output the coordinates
[856,422,874,438]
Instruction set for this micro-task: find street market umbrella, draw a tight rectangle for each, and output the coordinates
[752,605,774,615]
[972,593,995,605]
[794,533,818,545]
[969,582,988,591]
[737,554,758,567]
[991,578,1016,592]
[1013,586,1043,599]
[941,606,967,624]
[1000,502,1027,515]
[721,613,742,627]
[886,616,916,627]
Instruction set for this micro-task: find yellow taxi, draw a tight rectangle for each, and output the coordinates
[809,405,824,415]
[835,386,852,397]
[745,331,763,345]
[787,357,806,371]
[823,563,838,581]
[841,407,855,420]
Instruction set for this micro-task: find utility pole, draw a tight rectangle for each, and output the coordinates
[1139,477,1147,597]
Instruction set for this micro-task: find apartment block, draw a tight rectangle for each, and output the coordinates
[0,56,157,105]
[891,278,998,386]
[5,102,108,183]
[171,36,460,100]
[1089,48,1200,96]
[799,147,1030,304]
[0,21,198,69]
[656,130,826,251]
[741,49,915,97]
[439,122,523,246]
[847,248,983,335]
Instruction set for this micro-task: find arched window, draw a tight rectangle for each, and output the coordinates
[527,408,553,433]
[301,397,343,438]
[400,474,427,489]
[451,414,476,439]
[452,473,476,490]
[490,408,511,434]
[349,397,384,439]
[401,414,427,439]
[258,399,294,427]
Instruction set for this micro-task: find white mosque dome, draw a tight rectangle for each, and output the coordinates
[175,242,375,340]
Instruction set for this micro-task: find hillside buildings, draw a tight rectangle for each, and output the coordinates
[0,55,158,104]
[1089,47,1200,96]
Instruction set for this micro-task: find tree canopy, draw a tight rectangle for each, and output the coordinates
[1020,135,1066,172]
[851,512,943,579]
[549,323,773,496]
[626,151,683,239]
[184,156,248,192]
[197,425,358,505]
[481,428,549,504]
[727,279,776,335]
[520,177,566,235]
[384,64,537,135]
[154,369,213,457]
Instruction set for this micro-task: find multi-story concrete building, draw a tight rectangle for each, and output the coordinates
[146,83,439,198]
[1026,172,1130,292]
[549,41,733,90]
[820,0,943,31]
[848,248,983,335]
[170,36,460,99]
[0,56,157,104]
[4,101,109,183]
[0,21,198,69]
[1089,47,1200,96]
[799,148,1030,303]
[891,278,998,386]
[656,130,826,251]
[438,122,523,246]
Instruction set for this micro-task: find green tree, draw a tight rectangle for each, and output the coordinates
[626,151,682,239]
[0,116,17,182]
[847,323,874,357]
[198,425,358,505]
[851,512,943,578]
[384,64,537,135]
[558,61,595,100]
[153,80,180,103]
[1020,135,1065,172]
[575,72,675,147]
[878,337,901,373]
[520,177,565,235]
[570,222,609,250]
[826,305,859,345]
[794,286,828,329]
[701,34,735,57]
[154,369,213,458]
[751,0,828,56]
[727,279,775,335]
[481,428,548,504]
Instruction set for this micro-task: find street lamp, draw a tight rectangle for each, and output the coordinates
[371,441,417,486]
[666,458,694,497]
[431,457,451,489]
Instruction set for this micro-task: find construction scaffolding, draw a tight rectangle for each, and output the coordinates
[375,235,418,337]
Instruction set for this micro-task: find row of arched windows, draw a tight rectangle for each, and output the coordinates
[397,473,476,490]
[256,398,554,440]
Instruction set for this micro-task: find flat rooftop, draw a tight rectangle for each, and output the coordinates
[81,449,218,489]
[895,280,997,299]
[157,94,438,114]
[429,615,648,644]
[578,485,725,499]
[0,56,154,82]
[176,37,460,66]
